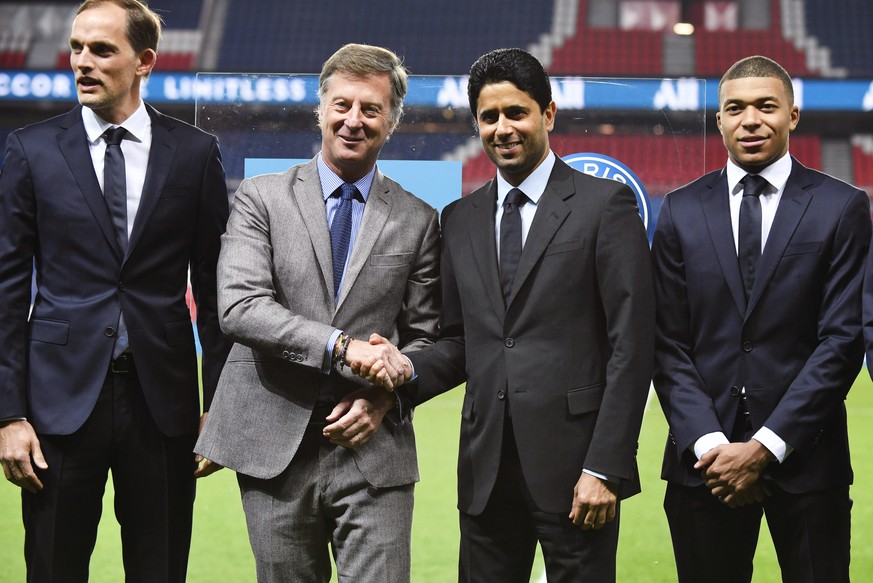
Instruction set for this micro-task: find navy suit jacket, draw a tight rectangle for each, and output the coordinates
[407,159,654,515]
[652,157,870,493]
[0,104,230,437]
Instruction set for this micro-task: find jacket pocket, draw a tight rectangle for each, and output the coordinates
[165,320,195,347]
[783,241,821,256]
[544,238,584,256]
[28,318,70,345]
[370,252,413,267]
[567,382,605,415]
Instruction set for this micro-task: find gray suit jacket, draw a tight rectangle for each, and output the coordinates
[196,157,440,487]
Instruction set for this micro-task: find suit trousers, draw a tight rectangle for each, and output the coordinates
[459,422,620,583]
[236,424,414,583]
[22,359,197,583]
[664,482,851,583]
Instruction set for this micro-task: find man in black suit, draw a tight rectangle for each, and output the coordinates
[357,48,654,583]
[0,1,229,580]
[652,55,870,582]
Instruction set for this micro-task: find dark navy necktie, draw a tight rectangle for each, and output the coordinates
[104,126,129,357]
[330,183,357,299]
[739,174,767,300]
[499,188,528,300]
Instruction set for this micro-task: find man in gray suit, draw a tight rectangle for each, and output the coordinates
[194,44,440,583]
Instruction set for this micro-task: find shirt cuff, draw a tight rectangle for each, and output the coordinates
[753,426,792,463]
[693,431,730,460]
[401,354,416,381]
[582,468,619,485]
[322,329,343,375]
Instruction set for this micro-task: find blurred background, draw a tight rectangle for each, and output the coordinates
[1,0,872,217]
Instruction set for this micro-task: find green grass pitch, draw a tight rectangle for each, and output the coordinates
[2,375,872,582]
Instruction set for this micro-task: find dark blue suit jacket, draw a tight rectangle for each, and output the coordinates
[0,104,230,437]
[652,157,870,493]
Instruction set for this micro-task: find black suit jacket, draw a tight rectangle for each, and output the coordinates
[408,158,654,515]
[652,158,870,493]
[0,104,230,437]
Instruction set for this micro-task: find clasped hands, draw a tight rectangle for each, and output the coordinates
[694,440,775,508]
[345,333,412,391]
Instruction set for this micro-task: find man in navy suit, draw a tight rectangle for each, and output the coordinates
[0,1,229,580]
[652,55,870,582]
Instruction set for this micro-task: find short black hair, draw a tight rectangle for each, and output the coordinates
[467,48,552,115]
[719,55,794,106]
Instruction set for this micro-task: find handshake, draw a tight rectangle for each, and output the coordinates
[339,333,412,391]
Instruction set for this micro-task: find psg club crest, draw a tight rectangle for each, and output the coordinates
[562,153,651,234]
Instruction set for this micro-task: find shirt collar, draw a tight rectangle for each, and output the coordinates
[316,153,374,202]
[496,150,556,206]
[81,101,149,145]
[726,151,793,195]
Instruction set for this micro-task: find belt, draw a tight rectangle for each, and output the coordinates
[109,353,135,375]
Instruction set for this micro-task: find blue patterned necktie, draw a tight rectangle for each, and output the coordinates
[739,173,767,300]
[329,183,357,299]
[104,126,129,357]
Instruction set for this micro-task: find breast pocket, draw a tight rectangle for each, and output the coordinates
[370,252,413,267]
[783,241,821,256]
[544,238,585,257]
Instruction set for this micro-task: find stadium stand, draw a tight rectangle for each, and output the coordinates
[805,0,873,77]
[217,0,554,74]
[0,0,871,198]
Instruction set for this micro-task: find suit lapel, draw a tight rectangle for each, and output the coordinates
[466,181,506,318]
[700,170,747,316]
[746,160,813,316]
[58,108,124,260]
[294,159,335,300]
[338,170,392,309]
[128,106,176,257]
[508,161,572,307]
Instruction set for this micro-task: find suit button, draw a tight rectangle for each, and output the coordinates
[730,386,740,397]
[117,282,126,292]
[282,350,290,359]
[505,338,514,348]
[497,389,506,400]
[742,341,753,352]
[105,327,116,337]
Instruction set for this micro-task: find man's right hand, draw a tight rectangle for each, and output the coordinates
[0,419,47,493]
[347,334,411,390]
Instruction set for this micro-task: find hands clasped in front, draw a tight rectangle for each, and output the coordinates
[694,440,775,508]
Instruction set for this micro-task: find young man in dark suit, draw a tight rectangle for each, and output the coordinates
[357,47,654,583]
[652,55,870,582]
[0,1,230,580]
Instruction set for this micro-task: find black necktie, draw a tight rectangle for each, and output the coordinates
[499,188,528,300]
[329,183,357,300]
[103,126,129,357]
[739,174,767,300]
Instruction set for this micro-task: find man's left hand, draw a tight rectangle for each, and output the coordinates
[322,387,394,448]
[569,472,617,530]
[194,412,223,478]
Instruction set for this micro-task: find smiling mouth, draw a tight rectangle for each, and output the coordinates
[740,136,766,147]
[494,141,521,152]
